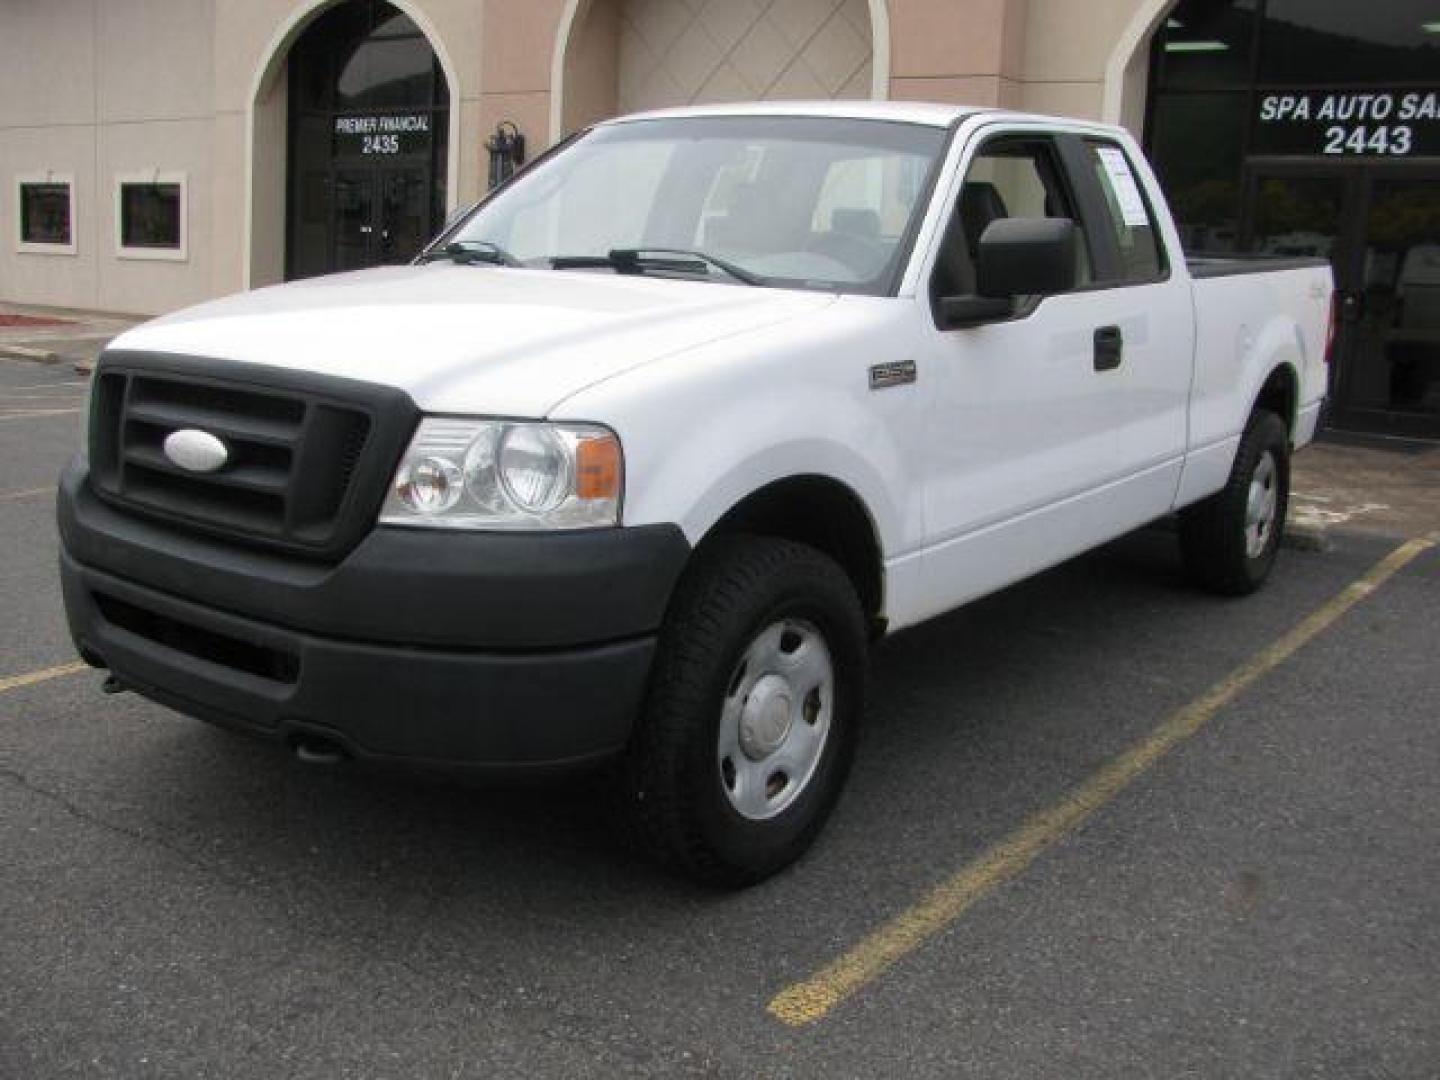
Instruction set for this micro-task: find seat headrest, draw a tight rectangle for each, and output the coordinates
[831,208,881,238]
[960,182,1009,251]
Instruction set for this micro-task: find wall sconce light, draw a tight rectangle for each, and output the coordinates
[486,121,526,190]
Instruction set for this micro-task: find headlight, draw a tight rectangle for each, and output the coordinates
[380,418,622,530]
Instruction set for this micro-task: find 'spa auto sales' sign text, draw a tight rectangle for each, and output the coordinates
[1255,89,1440,157]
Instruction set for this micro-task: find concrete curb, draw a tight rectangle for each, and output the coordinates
[0,345,61,364]
[1283,519,1331,553]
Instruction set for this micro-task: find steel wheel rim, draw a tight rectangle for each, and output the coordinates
[1245,450,1279,559]
[717,618,834,821]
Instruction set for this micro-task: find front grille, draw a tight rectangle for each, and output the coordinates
[89,354,418,560]
[94,591,300,684]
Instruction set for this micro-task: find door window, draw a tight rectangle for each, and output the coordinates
[1084,141,1166,283]
[930,136,1091,304]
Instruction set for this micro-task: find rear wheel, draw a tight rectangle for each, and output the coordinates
[1179,409,1290,596]
[618,535,866,887]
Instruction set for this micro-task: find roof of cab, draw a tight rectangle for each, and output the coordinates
[602,100,987,129]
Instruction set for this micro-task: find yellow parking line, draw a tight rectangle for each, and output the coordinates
[0,486,51,502]
[768,535,1436,1028]
[0,408,80,421]
[0,661,87,696]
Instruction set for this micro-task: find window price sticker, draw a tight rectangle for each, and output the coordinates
[1095,147,1150,229]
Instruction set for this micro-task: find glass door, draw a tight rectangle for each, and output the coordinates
[376,167,429,265]
[1244,165,1440,440]
[1244,166,1354,419]
[332,169,376,272]
[1336,172,1440,438]
[1246,169,1351,262]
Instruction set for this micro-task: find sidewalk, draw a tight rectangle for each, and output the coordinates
[0,302,141,372]
[1292,435,1440,543]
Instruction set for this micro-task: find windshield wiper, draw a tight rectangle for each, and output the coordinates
[548,248,763,286]
[420,240,523,267]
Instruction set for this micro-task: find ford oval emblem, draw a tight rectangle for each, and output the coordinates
[162,429,229,473]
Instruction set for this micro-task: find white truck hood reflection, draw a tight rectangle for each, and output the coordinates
[111,264,837,417]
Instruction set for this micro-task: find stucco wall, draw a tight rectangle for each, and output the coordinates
[1021,0,1171,125]
[0,0,218,314]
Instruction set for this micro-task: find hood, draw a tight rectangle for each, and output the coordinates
[111,264,836,417]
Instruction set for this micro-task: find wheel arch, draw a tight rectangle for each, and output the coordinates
[697,474,887,635]
[1253,361,1300,440]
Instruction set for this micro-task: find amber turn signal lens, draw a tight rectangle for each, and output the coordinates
[575,434,622,500]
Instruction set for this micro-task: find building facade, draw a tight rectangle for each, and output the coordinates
[2,0,1436,436]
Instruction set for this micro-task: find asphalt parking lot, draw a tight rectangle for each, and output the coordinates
[2,356,1437,1078]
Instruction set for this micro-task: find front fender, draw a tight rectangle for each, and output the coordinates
[549,295,929,612]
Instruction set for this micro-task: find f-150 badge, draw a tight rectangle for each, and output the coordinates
[869,360,917,390]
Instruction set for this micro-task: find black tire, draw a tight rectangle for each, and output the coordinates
[617,534,867,887]
[1179,409,1290,596]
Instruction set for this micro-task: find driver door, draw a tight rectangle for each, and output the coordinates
[914,129,1181,621]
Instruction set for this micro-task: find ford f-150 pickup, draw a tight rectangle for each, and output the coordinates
[59,102,1333,885]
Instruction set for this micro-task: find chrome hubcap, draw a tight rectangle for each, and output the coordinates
[1245,451,1279,559]
[718,619,834,821]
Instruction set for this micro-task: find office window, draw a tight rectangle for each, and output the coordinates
[16,175,76,254]
[1261,0,1440,85]
[116,174,186,260]
[1151,0,1258,91]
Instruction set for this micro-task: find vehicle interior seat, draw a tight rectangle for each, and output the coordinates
[830,208,881,239]
[959,182,1009,260]
[931,181,1010,299]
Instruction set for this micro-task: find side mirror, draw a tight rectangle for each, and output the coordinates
[977,217,1078,299]
[938,218,1078,329]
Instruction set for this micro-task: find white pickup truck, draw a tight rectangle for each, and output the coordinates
[60,103,1332,885]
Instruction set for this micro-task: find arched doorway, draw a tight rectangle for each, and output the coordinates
[283,0,450,279]
[553,0,884,140]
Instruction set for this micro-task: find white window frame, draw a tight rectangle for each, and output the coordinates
[15,172,78,256]
[115,171,188,262]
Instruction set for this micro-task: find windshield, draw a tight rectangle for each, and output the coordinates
[441,116,948,295]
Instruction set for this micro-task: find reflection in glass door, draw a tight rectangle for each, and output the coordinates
[1246,168,1440,439]
[1346,176,1440,436]
[377,168,429,265]
[333,170,375,272]
[1246,169,1350,424]
[1248,172,1347,261]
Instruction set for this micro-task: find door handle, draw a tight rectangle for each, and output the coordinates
[1339,291,1364,323]
[1094,325,1123,372]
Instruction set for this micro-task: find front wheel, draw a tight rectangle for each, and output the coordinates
[617,535,867,887]
[1179,408,1290,596]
